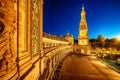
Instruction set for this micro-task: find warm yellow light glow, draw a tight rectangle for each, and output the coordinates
[117,37,120,41]
[114,34,120,41]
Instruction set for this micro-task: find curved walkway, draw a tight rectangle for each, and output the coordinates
[55,53,120,80]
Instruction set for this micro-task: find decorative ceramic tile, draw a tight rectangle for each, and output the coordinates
[32,0,39,55]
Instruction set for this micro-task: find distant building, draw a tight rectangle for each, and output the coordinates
[64,32,74,45]
[74,4,90,54]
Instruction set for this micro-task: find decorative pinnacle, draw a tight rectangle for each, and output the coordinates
[67,31,70,36]
[82,3,84,10]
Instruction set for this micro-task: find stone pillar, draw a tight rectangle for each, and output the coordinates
[38,0,43,77]
[0,0,18,79]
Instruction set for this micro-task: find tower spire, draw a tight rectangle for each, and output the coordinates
[78,4,89,45]
[77,4,90,54]
[81,4,86,21]
[82,3,84,10]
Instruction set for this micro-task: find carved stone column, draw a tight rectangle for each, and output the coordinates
[0,0,17,79]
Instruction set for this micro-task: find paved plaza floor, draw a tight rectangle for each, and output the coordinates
[55,53,120,80]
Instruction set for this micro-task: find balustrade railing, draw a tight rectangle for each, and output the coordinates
[40,45,73,80]
[43,46,59,54]
[90,50,120,55]
[41,32,73,80]
[43,32,67,41]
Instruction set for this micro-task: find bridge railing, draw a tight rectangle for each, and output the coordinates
[40,33,73,80]
[90,50,120,54]
[43,32,67,41]
[90,50,120,59]
[40,45,73,80]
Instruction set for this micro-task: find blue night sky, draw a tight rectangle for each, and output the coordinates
[43,0,120,39]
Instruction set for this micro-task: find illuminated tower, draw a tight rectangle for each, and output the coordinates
[78,4,89,54]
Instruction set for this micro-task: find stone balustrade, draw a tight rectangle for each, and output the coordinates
[43,32,67,41]
[41,45,73,80]
[40,35,73,80]
[90,50,120,54]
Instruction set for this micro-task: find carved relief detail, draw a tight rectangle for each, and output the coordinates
[0,0,17,77]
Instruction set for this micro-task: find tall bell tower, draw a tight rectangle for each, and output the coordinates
[78,4,89,54]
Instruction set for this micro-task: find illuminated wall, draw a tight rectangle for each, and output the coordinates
[0,0,43,79]
[0,0,73,80]
[18,0,43,80]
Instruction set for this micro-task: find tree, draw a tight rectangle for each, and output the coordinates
[97,35,106,48]
[90,35,120,51]
[89,39,97,49]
